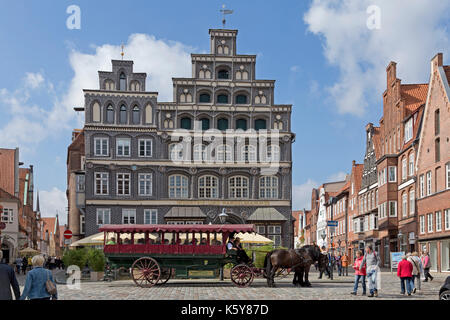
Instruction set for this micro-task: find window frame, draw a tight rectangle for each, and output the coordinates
[138,173,153,196]
[116,138,131,157]
[168,175,189,199]
[259,176,279,199]
[229,176,249,199]
[144,209,158,225]
[138,139,152,158]
[198,175,219,199]
[117,173,131,196]
[94,172,109,195]
[96,208,111,226]
[94,137,109,157]
[122,209,136,225]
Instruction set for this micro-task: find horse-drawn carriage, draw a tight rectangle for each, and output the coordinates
[99,224,325,288]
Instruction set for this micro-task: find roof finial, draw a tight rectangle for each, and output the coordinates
[220,4,234,28]
[121,43,125,60]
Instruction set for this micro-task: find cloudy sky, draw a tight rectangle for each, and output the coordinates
[0,0,449,224]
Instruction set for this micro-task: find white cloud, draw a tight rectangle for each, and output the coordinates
[292,179,319,210]
[290,65,300,72]
[24,72,44,89]
[304,0,450,116]
[326,171,348,182]
[39,187,67,225]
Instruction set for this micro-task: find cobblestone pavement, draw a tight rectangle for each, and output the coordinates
[16,270,447,300]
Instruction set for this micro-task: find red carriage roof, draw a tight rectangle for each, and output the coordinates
[99,224,255,233]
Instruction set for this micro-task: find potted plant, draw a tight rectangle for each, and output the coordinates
[87,248,106,281]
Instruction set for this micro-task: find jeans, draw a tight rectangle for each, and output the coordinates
[367,270,377,294]
[400,277,413,294]
[342,266,348,276]
[337,265,342,276]
[412,274,421,290]
[353,275,366,294]
[424,268,433,281]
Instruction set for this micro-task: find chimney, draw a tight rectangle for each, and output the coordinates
[352,160,356,167]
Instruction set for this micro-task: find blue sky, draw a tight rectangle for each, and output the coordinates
[0,0,449,223]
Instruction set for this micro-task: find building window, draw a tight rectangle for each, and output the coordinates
[122,209,136,224]
[242,145,256,162]
[404,118,413,142]
[76,175,85,192]
[259,176,278,199]
[409,190,415,215]
[217,94,229,104]
[217,69,229,79]
[138,173,152,196]
[200,118,210,131]
[419,174,425,198]
[117,173,130,195]
[95,172,109,195]
[420,215,425,234]
[130,81,140,92]
[426,171,432,196]
[436,211,442,232]
[1,208,13,223]
[106,105,114,123]
[435,109,440,135]
[179,91,192,103]
[389,201,397,217]
[435,138,440,162]
[169,143,184,161]
[229,176,249,199]
[198,175,218,199]
[446,163,450,190]
[217,118,229,131]
[199,93,211,103]
[169,175,188,198]
[256,225,266,235]
[180,117,192,130]
[408,153,414,176]
[402,157,407,181]
[139,139,152,157]
[427,213,433,233]
[267,145,280,162]
[445,209,450,230]
[193,144,207,162]
[119,105,127,124]
[388,166,397,182]
[236,119,247,130]
[254,119,267,131]
[119,73,126,91]
[132,106,140,124]
[94,138,109,156]
[235,94,247,104]
[267,225,281,247]
[116,138,131,157]
[144,209,158,225]
[217,145,232,162]
[96,208,110,226]
[402,193,407,218]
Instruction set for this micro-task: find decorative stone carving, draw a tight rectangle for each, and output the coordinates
[219,167,227,175]
[281,167,290,175]
[189,167,198,175]
[158,166,166,173]
[250,168,259,176]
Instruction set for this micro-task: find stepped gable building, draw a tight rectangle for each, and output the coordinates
[416,53,450,272]
[347,161,363,259]
[80,29,294,247]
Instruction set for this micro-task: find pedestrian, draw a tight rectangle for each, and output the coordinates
[420,251,434,282]
[21,256,28,275]
[335,252,342,276]
[318,247,333,279]
[350,250,366,296]
[397,255,414,296]
[27,256,32,271]
[15,257,22,274]
[408,252,422,293]
[341,252,349,276]
[20,255,58,300]
[0,251,21,300]
[360,245,380,297]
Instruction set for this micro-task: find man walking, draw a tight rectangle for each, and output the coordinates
[0,251,21,300]
[421,251,433,282]
[360,245,380,297]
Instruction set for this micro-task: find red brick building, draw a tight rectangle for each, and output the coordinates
[347,161,363,260]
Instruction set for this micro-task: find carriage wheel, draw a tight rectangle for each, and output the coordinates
[131,257,161,288]
[157,268,172,285]
[231,264,254,288]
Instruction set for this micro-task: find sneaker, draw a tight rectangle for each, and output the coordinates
[413,288,416,294]
[374,290,378,297]
[400,292,405,295]
[430,277,434,282]
[350,292,357,295]
[368,293,374,297]
[407,293,411,296]
[362,292,366,296]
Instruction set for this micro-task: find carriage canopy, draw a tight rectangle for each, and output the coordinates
[99,224,255,234]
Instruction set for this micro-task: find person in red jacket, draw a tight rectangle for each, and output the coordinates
[350,250,366,296]
[397,255,414,296]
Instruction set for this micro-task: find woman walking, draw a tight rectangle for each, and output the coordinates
[20,255,58,300]
[408,252,422,293]
[397,255,413,296]
[420,251,434,282]
[350,250,366,296]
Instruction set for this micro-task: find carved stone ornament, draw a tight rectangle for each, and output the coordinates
[158,166,166,173]
[250,168,259,176]
[219,167,227,175]
[281,167,290,175]
[189,167,198,175]
[87,162,94,169]
[109,164,116,171]
[283,135,290,142]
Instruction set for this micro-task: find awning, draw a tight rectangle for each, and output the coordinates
[247,208,287,221]
[164,207,206,219]
[99,224,255,234]
[70,233,104,247]
[235,232,273,244]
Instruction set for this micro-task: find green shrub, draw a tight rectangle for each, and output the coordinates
[244,245,289,268]
[62,248,88,270]
[87,248,106,272]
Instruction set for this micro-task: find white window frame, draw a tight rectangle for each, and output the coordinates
[408,153,414,176]
[420,215,425,234]
[266,145,280,162]
[388,166,397,183]
[169,143,184,161]
[122,209,136,225]
[94,172,109,195]
[426,171,432,196]
[445,209,450,230]
[229,176,249,199]
[402,193,408,218]
[94,137,109,156]
[409,190,415,215]
[446,163,450,190]
[96,208,111,226]
[138,139,152,157]
[217,144,232,162]
[419,175,425,198]
[198,175,219,199]
[193,144,207,162]
[117,173,131,196]
[169,175,188,199]
[389,201,397,217]
[242,145,257,162]
[427,213,433,233]
[259,176,278,199]
[404,118,413,142]
[402,158,407,180]
[436,211,442,232]
[116,138,131,157]
[138,173,153,196]
[144,209,158,225]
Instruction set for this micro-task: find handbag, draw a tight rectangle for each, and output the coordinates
[45,270,57,296]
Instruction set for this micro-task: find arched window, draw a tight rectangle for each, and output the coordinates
[200,118,210,131]
[180,91,192,103]
[218,118,229,131]
[132,106,140,124]
[217,69,229,80]
[198,175,218,199]
[229,176,249,199]
[267,145,280,162]
[180,117,192,130]
[242,145,257,162]
[130,81,140,91]
[119,73,126,91]
[259,176,278,199]
[145,104,152,124]
[169,143,184,161]
[235,94,248,104]
[92,102,100,122]
[255,119,267,130]
[199,93,211,103]
[236,119,247,131]
[168,175,188,198]
[119,105,127,124]
[217,145,232,162]
[104,80,115,90]
[106,105,114,123]
[193,144,207,162]
[217,94,229,104]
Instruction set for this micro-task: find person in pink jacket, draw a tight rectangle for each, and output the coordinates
[350,250,366,296]
[397,255,413,296]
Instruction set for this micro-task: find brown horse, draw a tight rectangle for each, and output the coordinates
[292,245,327,287]
[264,248,313,287]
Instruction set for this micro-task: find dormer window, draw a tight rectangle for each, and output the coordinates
[217,69,229,80]
[119,73,126,91]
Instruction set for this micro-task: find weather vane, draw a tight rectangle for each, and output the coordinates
[121,43,125,60]
[220,4,234,28]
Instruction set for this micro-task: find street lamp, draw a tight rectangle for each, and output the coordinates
[218,208,229,224]
[398,230,403,252]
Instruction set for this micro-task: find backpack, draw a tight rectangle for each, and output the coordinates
[45,270,57,296]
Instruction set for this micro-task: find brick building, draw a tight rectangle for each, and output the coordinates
[347,161,363,259]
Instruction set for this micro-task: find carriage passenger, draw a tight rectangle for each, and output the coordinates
[200,238,207,245]
[106,237,116,245]
[123,237,131,244]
